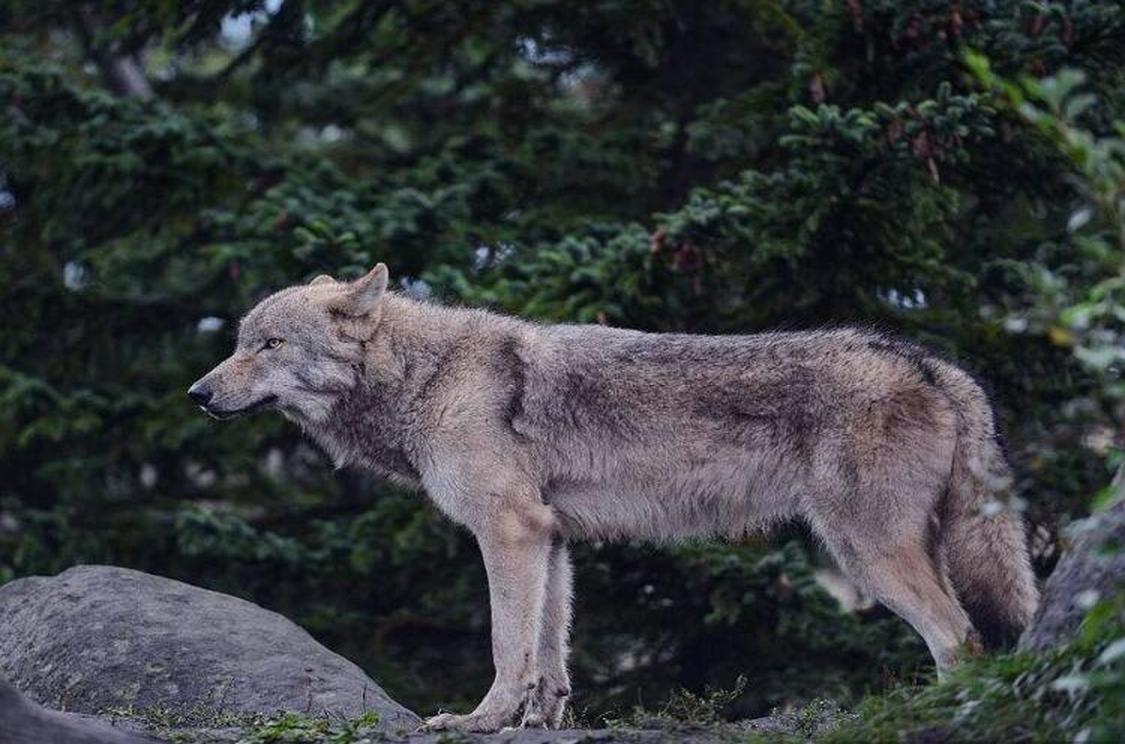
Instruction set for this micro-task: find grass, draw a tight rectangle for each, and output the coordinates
[104,705,382,744]
[600,674,749,730]
[237,710,381,744]
[817,607,1125,744]
[105,702,258,733]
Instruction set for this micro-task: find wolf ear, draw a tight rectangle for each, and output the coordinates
[333,263,388,317]
[310,274,335,286]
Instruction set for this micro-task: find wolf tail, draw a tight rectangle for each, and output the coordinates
[934,364,1039,649]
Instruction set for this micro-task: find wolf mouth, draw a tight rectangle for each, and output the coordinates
[203,395,278,420]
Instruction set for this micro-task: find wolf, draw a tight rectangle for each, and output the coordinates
[188,263,1039,732]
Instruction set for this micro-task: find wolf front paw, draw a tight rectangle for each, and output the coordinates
[423,711,509,733]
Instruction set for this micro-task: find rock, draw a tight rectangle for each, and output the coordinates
[1020,474,1125,652]
[0,565,419,733]
[145,725,728,744]
[403,728,719,744]
[0,565,830,743]
[0,675,158,744]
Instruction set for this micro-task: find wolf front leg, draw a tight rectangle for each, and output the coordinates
[426,504,556,733]
[521,540,573,728]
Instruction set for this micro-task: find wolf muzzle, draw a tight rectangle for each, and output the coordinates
[187,380,276,420]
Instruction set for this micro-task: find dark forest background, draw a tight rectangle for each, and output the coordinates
[1,0,1122,724]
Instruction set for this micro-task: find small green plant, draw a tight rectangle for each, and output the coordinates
[791,699,852,738]
[735,698,855,743]
[604,675,748,730]
[238,712,329,744]
[237,710,381,744]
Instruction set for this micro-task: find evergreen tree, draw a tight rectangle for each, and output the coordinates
[1,0,1121,717]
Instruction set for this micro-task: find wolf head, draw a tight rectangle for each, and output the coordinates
[188,263,388,423]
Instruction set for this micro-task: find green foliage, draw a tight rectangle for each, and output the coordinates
[819,602,1125,744]
[967,53,1125,395]
[107,706,383,744]
[1,0,1122,727]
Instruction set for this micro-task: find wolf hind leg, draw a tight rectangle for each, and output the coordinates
[808,501,974,670]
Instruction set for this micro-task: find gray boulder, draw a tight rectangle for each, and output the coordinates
[1020,472,1125,652]
[0,565,418,733]
[403,729,723,744]
[0,675,158,744]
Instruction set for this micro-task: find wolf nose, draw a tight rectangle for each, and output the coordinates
[187,382,213,406]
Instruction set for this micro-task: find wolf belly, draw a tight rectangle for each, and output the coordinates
[541,442,805,541]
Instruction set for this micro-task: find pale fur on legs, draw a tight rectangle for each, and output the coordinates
[424,496,557,732]
[521,540,573,727]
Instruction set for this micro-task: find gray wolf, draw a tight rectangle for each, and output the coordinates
[188,263,1039,732]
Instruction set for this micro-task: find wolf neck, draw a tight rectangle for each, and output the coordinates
[306,293,504,483]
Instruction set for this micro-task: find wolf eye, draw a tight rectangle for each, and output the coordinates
[263,338,284,350]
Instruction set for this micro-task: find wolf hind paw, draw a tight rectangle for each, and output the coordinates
[520,684,568,729]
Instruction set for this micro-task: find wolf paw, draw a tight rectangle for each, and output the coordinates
[423,711,508,733]
[519,709,549,728]
[520,682,568,729]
